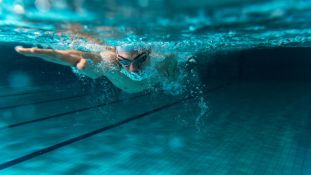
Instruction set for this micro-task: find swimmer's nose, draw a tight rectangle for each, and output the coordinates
[128,63,139,72]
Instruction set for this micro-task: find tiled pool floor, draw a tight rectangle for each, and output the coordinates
[0,82,310,175]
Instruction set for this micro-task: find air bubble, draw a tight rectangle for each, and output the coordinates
[13,4,25,14]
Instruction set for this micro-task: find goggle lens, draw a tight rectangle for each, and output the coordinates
[117,53,148,67]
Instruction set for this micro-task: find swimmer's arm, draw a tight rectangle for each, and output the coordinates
[16,47,109,65]
[16,47,86,67]
[15,47,110,78]
[15,47,150,91]
[15,47,152,93]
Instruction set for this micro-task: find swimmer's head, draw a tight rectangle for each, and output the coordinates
[116,45,151,72]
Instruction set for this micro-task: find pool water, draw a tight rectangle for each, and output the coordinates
[1,0,311,174]
[1,0,311,52]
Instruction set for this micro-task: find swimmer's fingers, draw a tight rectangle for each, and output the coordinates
[15,47,69,65]
[15,47,57,58]
[15,47,80,59]
[15,47,38,56]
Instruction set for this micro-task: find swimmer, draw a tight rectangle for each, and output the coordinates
[15,43,179,93]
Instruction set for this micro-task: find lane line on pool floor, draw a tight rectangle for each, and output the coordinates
[0,96,192,170]
[3,83,231,129]
[4,92,150,129]
[0,83,233,170]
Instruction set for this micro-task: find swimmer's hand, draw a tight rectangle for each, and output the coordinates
[15,47,89,70]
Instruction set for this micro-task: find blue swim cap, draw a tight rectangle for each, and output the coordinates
[116,45,138,53]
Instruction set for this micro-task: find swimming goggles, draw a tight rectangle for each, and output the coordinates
[116,52,149,67]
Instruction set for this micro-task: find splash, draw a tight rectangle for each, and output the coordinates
[195,97,209,132]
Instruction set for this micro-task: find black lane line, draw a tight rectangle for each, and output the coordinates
[0,94,89,110]
[0,97,192,170]
[0,83,233,170]
[5,83,232,127]
[6,93,149,128]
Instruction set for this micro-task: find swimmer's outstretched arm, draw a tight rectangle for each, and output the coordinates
[15,47,104,69]
[15,47,153,93]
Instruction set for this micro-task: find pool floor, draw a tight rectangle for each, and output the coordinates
[0,82,310,174]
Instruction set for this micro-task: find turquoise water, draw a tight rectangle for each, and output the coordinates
[1,0,311,53]
[1,0,311,174]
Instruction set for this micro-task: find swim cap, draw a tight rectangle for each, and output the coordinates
[116,45,138,53]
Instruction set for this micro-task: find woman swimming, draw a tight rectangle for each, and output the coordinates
[15,43,179,93]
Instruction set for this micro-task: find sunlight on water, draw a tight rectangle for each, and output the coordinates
[0,0,310,52]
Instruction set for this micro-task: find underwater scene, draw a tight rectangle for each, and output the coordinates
[0,0,311,174]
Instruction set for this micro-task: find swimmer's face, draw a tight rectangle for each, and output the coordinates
[116,50,149,72]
